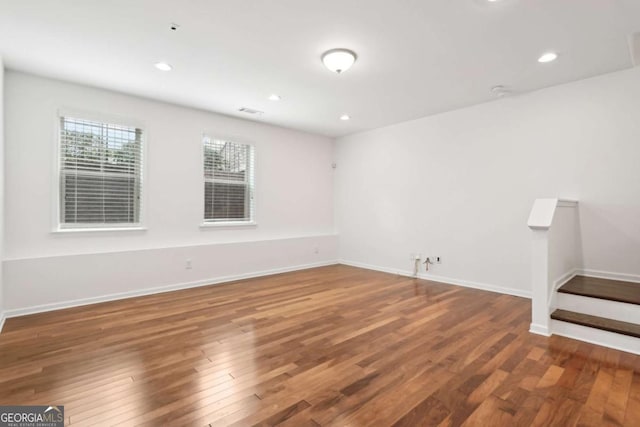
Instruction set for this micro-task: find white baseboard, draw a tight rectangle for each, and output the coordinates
[548,268,579,314]
[551,319,640,355]
[3,260,339,320]
[553,269,579,291]
[578,268,640,284]
[339,259,414,280]
[529,323,551,336]
[339,259,531,299]
[0,312,6,334]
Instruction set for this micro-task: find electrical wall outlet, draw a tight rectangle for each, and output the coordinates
[426,256,442,264]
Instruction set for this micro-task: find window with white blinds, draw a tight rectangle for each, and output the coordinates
[203,137,255,224]
[59,116,143,228]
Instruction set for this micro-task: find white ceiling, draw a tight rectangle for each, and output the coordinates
[1,0,639,137]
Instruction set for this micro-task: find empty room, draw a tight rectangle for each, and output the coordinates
[1,0,639,426]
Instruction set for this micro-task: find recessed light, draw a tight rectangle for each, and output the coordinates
[154,62,173,71]
[340,114,351,121]
[538,52,558,63]
[322,49,357,74]
[268,94,281,101]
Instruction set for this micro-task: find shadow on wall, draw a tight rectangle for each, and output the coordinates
[579,202,640,275]
[575,207,585,274]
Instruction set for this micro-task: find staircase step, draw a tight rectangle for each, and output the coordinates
[551,319,640,355]
[556,292,640,324]
[551,309,640,339]
[558,275,640,305]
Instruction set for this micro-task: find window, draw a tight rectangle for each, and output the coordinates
[58,116,143,229]
[203,136,255,224]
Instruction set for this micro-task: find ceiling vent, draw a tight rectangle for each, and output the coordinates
[238,107,264,115]
[629,32,640,66]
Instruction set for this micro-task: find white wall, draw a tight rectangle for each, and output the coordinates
[527,199,581,335]
[548,205,582,291]
[0,58,5,329]
[4,235,338,315]
[3,72,337,313]
[6,65,640,315]
[336,67,640,296]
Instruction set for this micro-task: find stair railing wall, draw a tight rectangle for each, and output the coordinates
[527,198,581,336]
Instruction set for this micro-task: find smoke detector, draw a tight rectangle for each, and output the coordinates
[490,85,511,98]
[238,107,264,115]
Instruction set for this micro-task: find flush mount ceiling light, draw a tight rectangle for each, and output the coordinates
[268,94,282,101]
[340,114,351,121]
[538,52,558,63]
[322,49,357,74]
[154,62,173,71]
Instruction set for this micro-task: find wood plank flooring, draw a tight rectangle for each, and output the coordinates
[1,265,639,426]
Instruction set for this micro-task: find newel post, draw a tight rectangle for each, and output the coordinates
[527,198,558,336]
[530,229,551,335]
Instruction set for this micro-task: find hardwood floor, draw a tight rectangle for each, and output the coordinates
[1,265,639,426]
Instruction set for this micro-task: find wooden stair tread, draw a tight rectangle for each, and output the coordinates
[558,275,640,305]
[551,309,640,338]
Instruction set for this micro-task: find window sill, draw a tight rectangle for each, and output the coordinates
[200,221,257,229]
[52,226,148,234]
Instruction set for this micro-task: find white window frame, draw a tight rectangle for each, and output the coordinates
[200,134,256,228]
[53,109,147,233]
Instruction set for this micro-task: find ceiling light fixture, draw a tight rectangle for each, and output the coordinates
[538,52,558,63]
[340,114,351,121]
[268,94,282,101]
[154,62,173,71]
[322,49,357,74]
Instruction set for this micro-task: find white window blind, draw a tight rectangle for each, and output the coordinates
[59,116,143,228]
[203,137,255,223]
